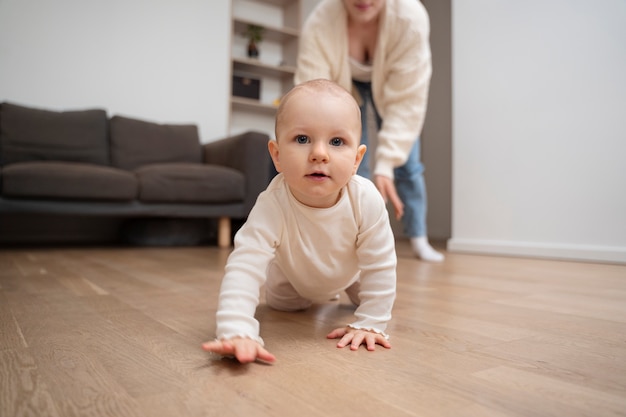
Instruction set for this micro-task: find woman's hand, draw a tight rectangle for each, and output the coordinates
[374,175,404,220]
[202,338,276,364]
[327,327,391,351]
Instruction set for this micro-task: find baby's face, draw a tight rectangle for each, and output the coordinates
[270,89,365,209]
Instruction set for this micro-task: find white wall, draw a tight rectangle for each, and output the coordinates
[449,0,626,263]
[0,0,231,142]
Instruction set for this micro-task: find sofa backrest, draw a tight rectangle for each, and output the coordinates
[0,102,110,167]
[110,115,201,171]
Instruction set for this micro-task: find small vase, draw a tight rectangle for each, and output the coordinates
[247,40,259,58]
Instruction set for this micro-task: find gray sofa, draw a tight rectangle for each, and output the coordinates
[0,102,272,247]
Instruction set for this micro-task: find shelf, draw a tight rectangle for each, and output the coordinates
[232,57,296,79]
[233,18,299,43]
[231,96,278,115]
[229,0,300,135]
[250,0,297,7]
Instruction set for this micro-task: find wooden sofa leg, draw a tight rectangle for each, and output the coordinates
[217,217,231,248]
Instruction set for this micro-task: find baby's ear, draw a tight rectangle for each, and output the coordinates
[268,140,282,172]
[353,144,367,174]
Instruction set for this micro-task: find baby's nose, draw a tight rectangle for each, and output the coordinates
[309,142,329,162]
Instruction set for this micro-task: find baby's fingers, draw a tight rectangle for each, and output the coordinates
[326,327,348,339]
[233,342,261,364]
[349,332,366,351]
[201,340,235,356]
[203,339,276,364]
[255,346,277,363]
[376,335,392,349]
[336,332,355,349]
[365,333,391,351]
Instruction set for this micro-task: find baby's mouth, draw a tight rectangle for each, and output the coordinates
[307,172,328,178]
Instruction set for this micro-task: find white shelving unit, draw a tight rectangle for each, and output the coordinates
[229,0,301,137]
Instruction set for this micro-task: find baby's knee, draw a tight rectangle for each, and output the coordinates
[266,292,312,311]
[345,281,361,306]
[265,283,312,311]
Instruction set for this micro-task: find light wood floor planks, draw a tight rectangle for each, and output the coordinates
[1,241,625,417]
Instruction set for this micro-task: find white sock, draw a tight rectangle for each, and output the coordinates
[410,236,444,262]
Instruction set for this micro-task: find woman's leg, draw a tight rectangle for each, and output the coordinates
[394,142,444,262]
[394,141,426,237]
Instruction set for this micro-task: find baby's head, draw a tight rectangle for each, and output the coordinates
[269,79,366,209]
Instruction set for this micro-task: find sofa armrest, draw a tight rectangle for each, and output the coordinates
[203,131,272,216]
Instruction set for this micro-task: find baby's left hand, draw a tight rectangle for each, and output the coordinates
[327,327,391,351]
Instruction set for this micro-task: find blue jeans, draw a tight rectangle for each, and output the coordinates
[353,80,428,238]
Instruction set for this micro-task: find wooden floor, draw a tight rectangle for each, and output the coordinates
[1,241,625,417]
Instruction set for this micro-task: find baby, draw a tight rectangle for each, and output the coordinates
[202,79,397,363]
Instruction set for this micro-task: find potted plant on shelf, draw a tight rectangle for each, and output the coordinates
[245,24,264,59]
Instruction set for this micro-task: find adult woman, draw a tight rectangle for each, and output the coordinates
[295,0,443,261]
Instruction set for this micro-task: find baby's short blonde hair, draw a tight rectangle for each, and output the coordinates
[274,79,361,140]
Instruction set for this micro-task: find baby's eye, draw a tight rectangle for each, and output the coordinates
[295,135,309,144]
[329,137,344,146]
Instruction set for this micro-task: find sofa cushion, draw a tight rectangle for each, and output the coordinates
[0,102,109,167]
[135,163,244,203]
[110,116,201,171]
[2,161,137,201]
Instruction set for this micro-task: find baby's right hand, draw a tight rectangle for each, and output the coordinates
[202,338,276,364]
